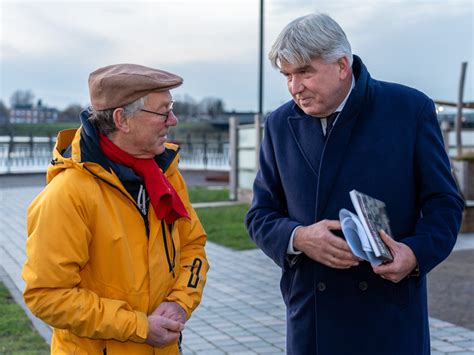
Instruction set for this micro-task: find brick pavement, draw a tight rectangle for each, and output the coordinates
[1,186,473,354]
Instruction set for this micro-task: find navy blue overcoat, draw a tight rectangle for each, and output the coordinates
[246,56,464,355]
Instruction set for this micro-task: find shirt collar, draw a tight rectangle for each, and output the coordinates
[335,74,356,113]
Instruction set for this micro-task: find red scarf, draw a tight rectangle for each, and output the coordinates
[99,133,189,224]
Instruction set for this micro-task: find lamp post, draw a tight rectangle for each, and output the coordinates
[256,0,264,169]
[258,0,264,118]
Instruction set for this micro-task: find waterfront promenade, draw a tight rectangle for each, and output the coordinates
[1,175,473,354]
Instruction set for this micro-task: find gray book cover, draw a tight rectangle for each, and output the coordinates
[349,190,393,262]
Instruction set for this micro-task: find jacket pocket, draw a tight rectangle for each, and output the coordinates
[280,261,299,306]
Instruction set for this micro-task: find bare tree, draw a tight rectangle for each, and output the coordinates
[58,104,83,123]
[174,94,198,119]
[0,100,9,120]
[198,97,225,118]
[10,90,35,108]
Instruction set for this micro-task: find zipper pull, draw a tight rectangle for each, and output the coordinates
[137,185,147,215]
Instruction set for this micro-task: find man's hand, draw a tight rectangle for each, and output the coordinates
[293,220,359,269]
[152,302,187,323]
[372,230,418,283]
[146,315,184,348]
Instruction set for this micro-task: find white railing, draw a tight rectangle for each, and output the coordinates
[0,136,230,174]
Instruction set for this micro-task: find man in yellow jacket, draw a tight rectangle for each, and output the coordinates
[22,64,209,354]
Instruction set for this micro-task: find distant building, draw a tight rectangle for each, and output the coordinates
[9,100,59,124]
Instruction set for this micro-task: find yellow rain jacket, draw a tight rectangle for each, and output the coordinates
[23,119,209,354]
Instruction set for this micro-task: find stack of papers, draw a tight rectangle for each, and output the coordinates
[339,208,382,266]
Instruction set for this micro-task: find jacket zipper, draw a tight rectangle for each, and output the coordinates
[161,220,176,277]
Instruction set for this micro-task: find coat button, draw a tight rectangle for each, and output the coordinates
[359,281,368,291]
[317,282,326,292]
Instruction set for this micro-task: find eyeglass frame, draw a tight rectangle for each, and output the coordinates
[139,100,175,121]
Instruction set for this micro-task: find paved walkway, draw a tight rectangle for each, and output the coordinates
[1,186,473,354]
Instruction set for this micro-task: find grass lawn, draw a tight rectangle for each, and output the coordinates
[196,203,256,250]
[188,186,229,203]
[0,282,49,354]
[0,123,79,136]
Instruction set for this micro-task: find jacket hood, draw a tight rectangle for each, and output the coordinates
[47,109,180,187]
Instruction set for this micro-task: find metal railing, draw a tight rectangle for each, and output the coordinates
[0,134,230,175]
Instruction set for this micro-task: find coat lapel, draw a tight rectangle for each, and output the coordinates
[288,115,326,177]
[315,56,371,220]
[315,110,359,220]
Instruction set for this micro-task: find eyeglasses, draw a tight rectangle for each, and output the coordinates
[140,100,174,121]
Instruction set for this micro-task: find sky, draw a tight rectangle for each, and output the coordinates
[0,0,473,113]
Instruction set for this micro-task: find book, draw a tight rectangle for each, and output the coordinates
[348,190,393,262]
[338,191,394,266]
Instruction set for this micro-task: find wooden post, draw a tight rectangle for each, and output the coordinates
[229,116,239,201]
[48,134,54,152]
[455,62,467,157]
[29,132,34,158]
[7,132,13,174]
[202,133,208,170]
[187,132,193,153]
[441,120,450,155]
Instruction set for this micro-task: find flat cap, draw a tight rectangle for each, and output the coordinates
[88,63,183,110]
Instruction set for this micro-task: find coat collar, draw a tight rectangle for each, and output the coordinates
[287,112,325,177]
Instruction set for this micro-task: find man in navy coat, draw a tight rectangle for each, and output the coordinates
[245,13,464,355]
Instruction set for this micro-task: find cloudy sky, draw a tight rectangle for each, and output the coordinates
[0,0,473,112]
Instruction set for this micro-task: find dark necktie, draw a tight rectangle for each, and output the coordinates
[325,111,340,137]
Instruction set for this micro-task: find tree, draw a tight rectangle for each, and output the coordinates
[0,100,9,120]
[58,104,83,122]
[10,90,34,108]
[198,97,225,118]
[173,94,198,120]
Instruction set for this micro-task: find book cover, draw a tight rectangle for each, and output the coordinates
[349,190,393,262]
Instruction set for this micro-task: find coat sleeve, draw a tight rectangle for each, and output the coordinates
[22,178,148,343]
[245,119,301,269]
[400,99,464,277]
[165,170,209,319]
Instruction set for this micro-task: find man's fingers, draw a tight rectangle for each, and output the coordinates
[327,257,358,269]
[325,249,359,268]
[326,235,358,259]
[159,316,185,332]
[328,247,359,262]
[379,229,395,247]
[324,219,342,230]
[374,263,395,275]
[329,236,354,253]
[325,236,359,267]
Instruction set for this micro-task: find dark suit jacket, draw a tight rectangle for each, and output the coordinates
[245,55,464,355]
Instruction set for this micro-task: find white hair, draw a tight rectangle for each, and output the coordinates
[269,13,353,68]
[89,96,146,135]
